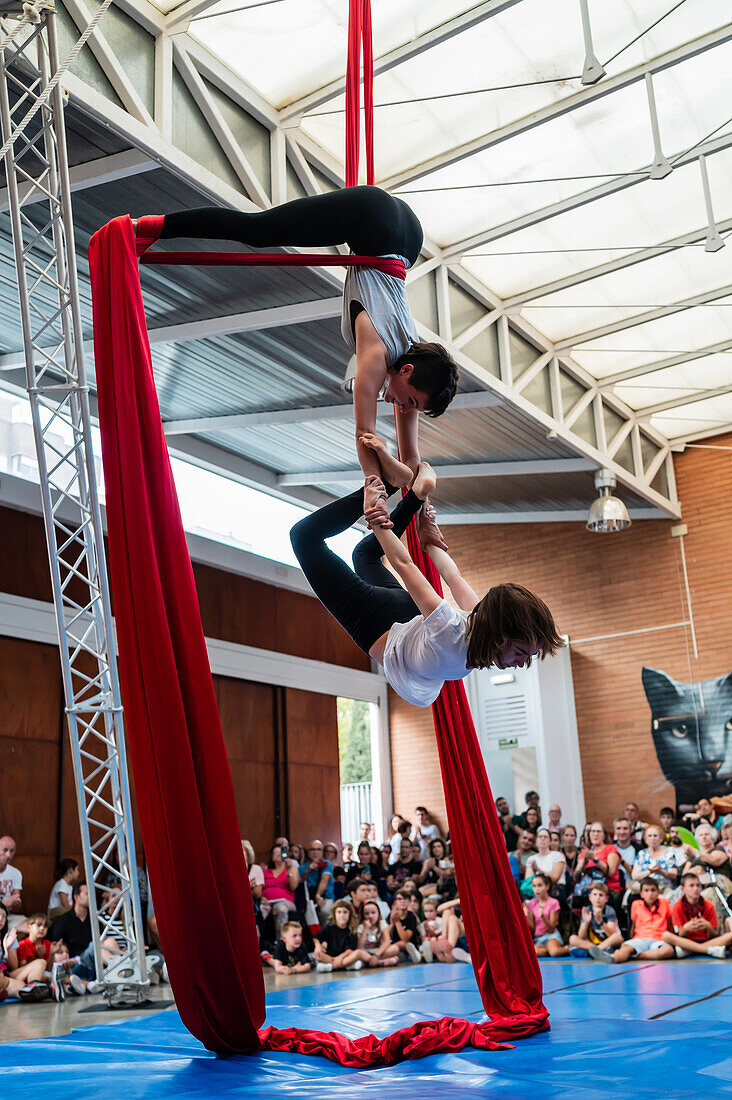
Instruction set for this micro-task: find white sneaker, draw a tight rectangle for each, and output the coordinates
[346,960,363,971]
[674,945,689,959]
[405,942,422,964]
[161,962,169,983]
[67,974,86,997]
[452,948,472,964]
[86,979,104,994]
[315,962,333,973]
[707,945,727,959]
[420,940,434,963]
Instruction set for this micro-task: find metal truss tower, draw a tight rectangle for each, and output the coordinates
[0,0,148,1001]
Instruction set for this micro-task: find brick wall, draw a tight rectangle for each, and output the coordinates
[389,433,732,832]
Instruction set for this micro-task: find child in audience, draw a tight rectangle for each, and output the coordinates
[0,902,50,1002]
[312,900,366,971]
[357,900,400,967]
[591,877,674,963]
[662,872,732,958]
[569,882,622,957]
[436,897,472,964]
[659,807,675,844]
[389,889,423,963]
[265,921,313,975]
[524,874,569,957]
[48,859,79,919]
[9,913,66,1000]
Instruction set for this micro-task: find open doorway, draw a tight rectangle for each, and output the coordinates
[337,697,384,848]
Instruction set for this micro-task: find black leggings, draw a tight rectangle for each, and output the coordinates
[161,186,423,266]
[290,485,423,655]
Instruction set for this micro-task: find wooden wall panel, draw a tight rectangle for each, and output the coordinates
[0,636,62,912]
[285,688,341,847]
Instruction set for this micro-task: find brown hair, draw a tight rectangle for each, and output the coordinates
[327,899,358,934]
[466,583,562,670]
[588,881,609,897]
[281,921,302,936]
[390,342,459,417]
[28,913,49,927]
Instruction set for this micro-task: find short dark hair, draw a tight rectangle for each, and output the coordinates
[466,583,563,670]
[531,873,551,887]
[639,876,659,890]
[397,821,412,836]
[391,341,459,417]
[72,882,86,899]
[525,790,539,802]
[395,889,412,900]
[681,872,700,885]
[348,876,369,894]
[415,806,428,814]
[660,807,675,817]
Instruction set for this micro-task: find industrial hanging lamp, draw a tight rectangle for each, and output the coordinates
[587,468,631,533]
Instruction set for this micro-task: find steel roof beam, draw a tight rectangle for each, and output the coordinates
[383,22,732,193]
[279,0,524,122]
[634,382,732,418]
[438,507,666,524]
[162,390,504,436]
[445,130,732,257]
[0,148,155,213]
[555,282,732,352]
[596,339,732,389]
[278,458,597,487]
[503,219,732,309]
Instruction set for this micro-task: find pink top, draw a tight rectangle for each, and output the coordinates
[527,896,559,938]
[262,866,294,906]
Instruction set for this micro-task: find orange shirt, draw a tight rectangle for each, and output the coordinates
[631,896,671,940]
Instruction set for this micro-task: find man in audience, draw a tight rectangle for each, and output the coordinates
[590,877,674,963]
[683,797,717,831]
[496,797,519,852]
[409,840,424,869]
[387,838,423,893]
[547,804,563,831]
[662,872,732,959]
[516,829,537,874]
[411,807,441,861]
[299,840,334,922]
[359,822,371,844]
[0,836,26,932]
[613,817,637,880]
[624,802,648,849]
[50,882,92,960]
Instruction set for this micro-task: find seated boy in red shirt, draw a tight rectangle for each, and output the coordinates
[662,872,732,958]
[13,913,53,968]
[590,878,674,963]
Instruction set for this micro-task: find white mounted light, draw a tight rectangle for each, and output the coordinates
[490,672,516,685]
[342,354,357,394]
[586,469,631,533]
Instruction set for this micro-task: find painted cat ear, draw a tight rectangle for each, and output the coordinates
[641,666,683,709]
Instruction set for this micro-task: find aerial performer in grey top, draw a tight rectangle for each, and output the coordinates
[135,186,459,532]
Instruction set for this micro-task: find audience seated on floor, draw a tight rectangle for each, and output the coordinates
[524,873,568,957]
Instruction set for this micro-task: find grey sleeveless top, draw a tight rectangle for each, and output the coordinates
[341,253,419,365]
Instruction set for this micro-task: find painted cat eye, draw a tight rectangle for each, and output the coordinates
[670,725,688,739]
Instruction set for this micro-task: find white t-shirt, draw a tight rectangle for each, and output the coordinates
[383,600,470,707]
[49,878,73,910]
[249,864,265,888]
[524,850,566,879]
[411,822,441,861]
[0,864,22,902]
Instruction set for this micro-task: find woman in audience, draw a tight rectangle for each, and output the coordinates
[524,873,569,957]
[524,827,566,896]
[48,859,80,919]
[388,814,407,859]
[323,842,347,899]
[261,843,299,938]
[574,822,621,901]
[631,824,679,897]
[524,806,541,834]
[357,899,400,967]
[416,837,454,900]
[561,825,579,876]
[719,815,732,860]
[549,831,561,852]
[288,843,305,866]
[241,840,263,934]
[379,844,392,874]
[345,841,380,889]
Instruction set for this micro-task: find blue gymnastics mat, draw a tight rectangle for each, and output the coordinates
[2,961,732,1098]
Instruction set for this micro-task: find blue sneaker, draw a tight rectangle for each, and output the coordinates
[570,947,590,958]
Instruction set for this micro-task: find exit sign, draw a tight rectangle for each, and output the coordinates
[498,737,518,750]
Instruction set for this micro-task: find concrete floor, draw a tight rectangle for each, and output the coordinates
[0,965,359,1044]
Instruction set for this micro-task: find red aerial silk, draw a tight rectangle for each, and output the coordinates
[345,0,374,187]
[89,215,547,1061]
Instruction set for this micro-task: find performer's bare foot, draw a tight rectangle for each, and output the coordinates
[358,433,413,488]
[417,499,449,552]
[411,461,437,501]
[363,474,391,529]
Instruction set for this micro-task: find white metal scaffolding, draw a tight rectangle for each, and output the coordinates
[0,0,148,1000]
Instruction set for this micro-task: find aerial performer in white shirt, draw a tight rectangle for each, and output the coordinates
[289,464,563,707]
[135,185,459,531]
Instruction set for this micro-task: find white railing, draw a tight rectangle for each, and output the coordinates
[340,781,373,847]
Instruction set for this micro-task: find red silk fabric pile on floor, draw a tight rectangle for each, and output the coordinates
[89,214,548,1062]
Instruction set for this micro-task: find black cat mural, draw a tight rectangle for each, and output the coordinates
[642,667,732,807]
